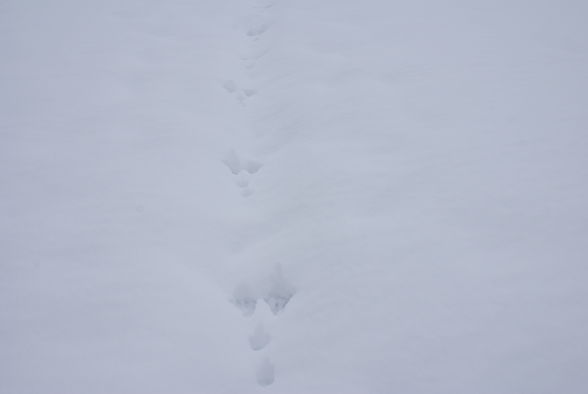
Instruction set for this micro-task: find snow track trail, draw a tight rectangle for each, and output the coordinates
[223,0,296,387]
[3,0,588,393]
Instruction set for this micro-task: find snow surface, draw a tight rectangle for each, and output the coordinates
[2,0,588,393]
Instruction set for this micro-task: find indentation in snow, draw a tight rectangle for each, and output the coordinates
[243,88,257,98]
[249,323,271,351]
[235,174,249,188]
[256,358,275,387]
[263,264,295,314]
[244,160,263,174]
[247,23,270,37]
[241,188,254,197]
[222,150,263,175]
[222,80,238,93]
[231,284,257,317]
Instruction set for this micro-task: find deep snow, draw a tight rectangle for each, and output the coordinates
[2,1,587,393]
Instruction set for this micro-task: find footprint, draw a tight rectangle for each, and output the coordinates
[241,48,269,63]
[256,358,275,387]
[232,284,257,317]
[249,323,271,351]
[247,23,270,38]
[244,160,263,174]
[254,0,275,10]
[222,80,238,93]
[263,264,296,315]
[235,174,250,188]
[222,150,264,175]
[241,188,254,198]
[243,88,257,98]
[223,150,242,175]
[264,292,293,315]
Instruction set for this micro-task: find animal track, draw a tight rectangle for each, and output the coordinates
[254,0,275,10]
[247,23,270,38]
[222,80,258,104]
[222,150,263,175]
[235,174,250,188]
[231,265,295,316]
[244,160,263,174]
[249,323,271,351]
[256,358,275,387]
[222,80,238,93]
[264,293,293,315]
[232,284,258,317]
[243,88,257,98]
[241,188,254,198]
[264,264,296,314]
[223,150,262,198]
[226,1,287,387]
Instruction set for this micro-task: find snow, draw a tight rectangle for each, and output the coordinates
[2,0,588,393]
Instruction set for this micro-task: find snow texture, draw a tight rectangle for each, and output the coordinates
[2,0,588,393]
